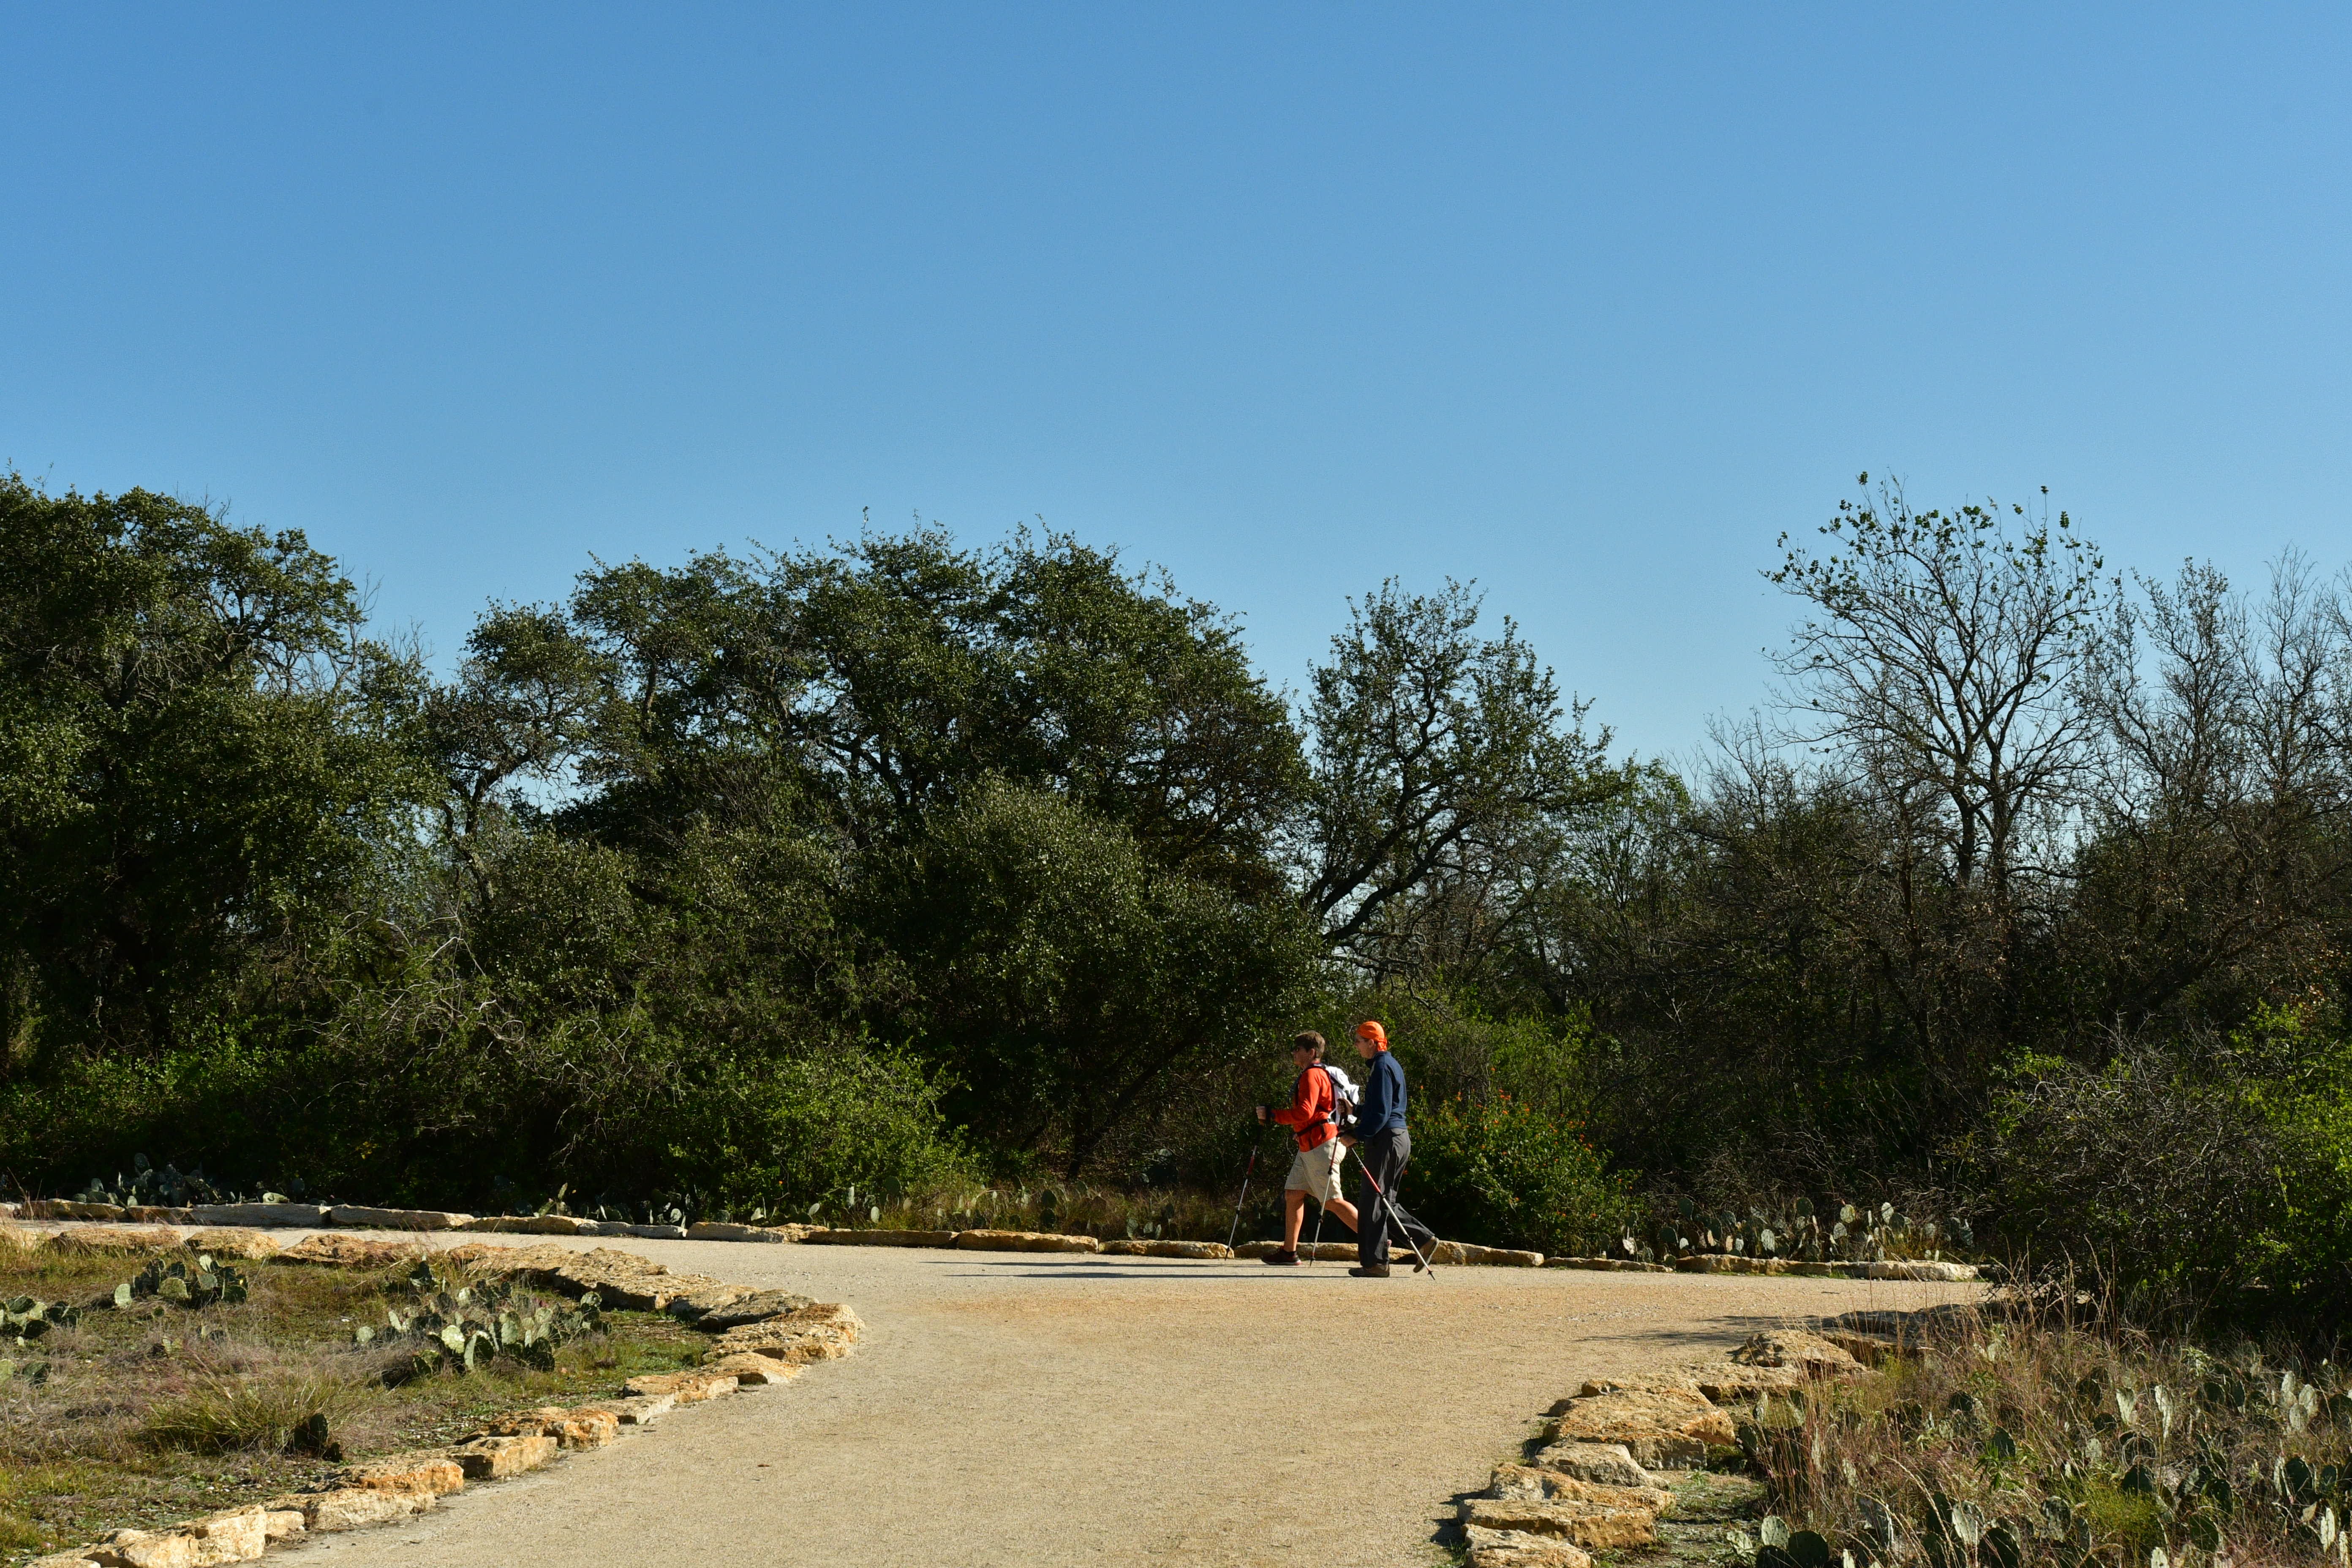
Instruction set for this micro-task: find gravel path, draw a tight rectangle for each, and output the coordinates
[296,1238,1977,1568]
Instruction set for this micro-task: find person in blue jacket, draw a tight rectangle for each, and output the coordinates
[1336,1019,1437,1277]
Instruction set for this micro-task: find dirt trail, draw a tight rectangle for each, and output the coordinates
[296,1238,1976,1568]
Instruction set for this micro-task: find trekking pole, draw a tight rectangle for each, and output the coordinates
[1353,1156,1437,1279]
[1225,1131,1268,1252]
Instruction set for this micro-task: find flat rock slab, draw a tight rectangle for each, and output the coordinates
[1461,1497,1656,1549]
[182,1229,280,1260]
[953,1229,1100,1253]
[691,1288,818,1328]
[1466,1524,1595,1568]
[449,1434,558,1479]
[296,1489,437,1532]
[684,1221,802,1243]
[328,1205,473,1231]
[278,1233,424,1269]
[41,1226,183,1253]
[1490,1464,1672,1515]
[1530,1442,1658,1488]
[1099,1239,1236,1259]
[803,1229,958,1248]
[1545,1386,1738,1468]
[185,1203,329,1228]
[335,1451,466,1496]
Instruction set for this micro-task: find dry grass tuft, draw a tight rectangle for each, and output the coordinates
[140,1373,355,1455]
[1743,1302,2351,1568]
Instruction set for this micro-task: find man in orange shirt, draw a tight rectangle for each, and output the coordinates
[1255,1032,1360,1265]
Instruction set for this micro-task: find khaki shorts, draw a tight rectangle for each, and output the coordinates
[1283,1139,1347,1204]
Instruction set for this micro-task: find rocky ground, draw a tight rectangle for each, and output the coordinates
[255,1234,1976,1568]
[1456,1326,1906,1567]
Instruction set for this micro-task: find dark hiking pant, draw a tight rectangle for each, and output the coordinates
[1356,1127,1436,1267]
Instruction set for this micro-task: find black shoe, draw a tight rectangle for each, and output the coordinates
[1262,1249,1300,1266]
[1349,1263,1391,1277]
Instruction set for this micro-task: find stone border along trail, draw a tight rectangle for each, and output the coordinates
[196,1230,1978,1568]
[9,1225,866,1568]
[1454,1323,1951,1568]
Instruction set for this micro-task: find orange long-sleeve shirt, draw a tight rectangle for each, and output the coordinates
[1271,1064,1338,1152]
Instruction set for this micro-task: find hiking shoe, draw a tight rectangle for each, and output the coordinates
[1261,1249,1300,1266]
[1348,1263,1391,1277]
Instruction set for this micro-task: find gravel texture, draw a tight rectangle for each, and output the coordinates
[292,1235,1978,1568]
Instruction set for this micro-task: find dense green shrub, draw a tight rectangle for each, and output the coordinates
[1400,1094,1634,1258]
[1974,1012,2352,1321]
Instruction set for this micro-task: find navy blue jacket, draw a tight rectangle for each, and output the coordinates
[1355,1048,1407,1135]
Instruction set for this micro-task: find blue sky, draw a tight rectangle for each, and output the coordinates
[6,5,2349,762]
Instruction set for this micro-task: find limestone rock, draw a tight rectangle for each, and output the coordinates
[1730,1330,1866,1375]
[1855,1259,1978,1281]
[708,1353,804,1385]
[277,1233,422,1270]
[28,1552,103,1568]
[44,1225,184,1254]
[566,1393,671,1425]
[26,1201,125,1221]
[1490,1464,1672,1515]
[259,1512,305,1541]
[471,1406,618,1449]
[1546,1257,1671,1272]
[439,1240,573,1277]
[120,1207,193,1224]
[1098,1239,1235,1259]
[293,1488,437,1532]
[708,1303,863,1364]
[684,1221,794,1243]
[448,1433,559,1479]
[181,1229,279,1260]
[623,1370,738,1404]
[803,1228,957,1248]
[91,1506,270,1566]
[1571,1375,1701,1399]
[1689,1364,1806,1403]
[184,1203,329,1228]
[1436,1242,1544,1267]
[549,1250,728,1311]
[459,1214,600,1235]
[1674,1255,1788,1275]
[613,1224,689,1239]
[953,1229,1100,1253]
[1818,1330,1899,1367]
[1461,1497,1657,1549]
[662,1286,751,1322]
[327,1205,472,1231]
[1527,1442,1657,1488]
[1545,1387,1737,1467]
[1233,1241,1355,1260]
[692,1288,819,1329]
[451,1245,730,1310]
[1463,1524,1594,1568]
[334,1450,466,1495]
[87,1529,201,1568]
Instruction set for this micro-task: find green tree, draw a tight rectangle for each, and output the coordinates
[1298,579,1625,980]
[865,781,1318,1176]
[0,475,423,1070]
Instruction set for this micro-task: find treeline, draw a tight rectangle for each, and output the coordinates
[6,471,2352,1319]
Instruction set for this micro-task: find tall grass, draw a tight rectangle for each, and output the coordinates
[139,1374,354,1455]
[1744,1301,2351,1568]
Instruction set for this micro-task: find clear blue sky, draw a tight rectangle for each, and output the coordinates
[7,5,2349,762]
